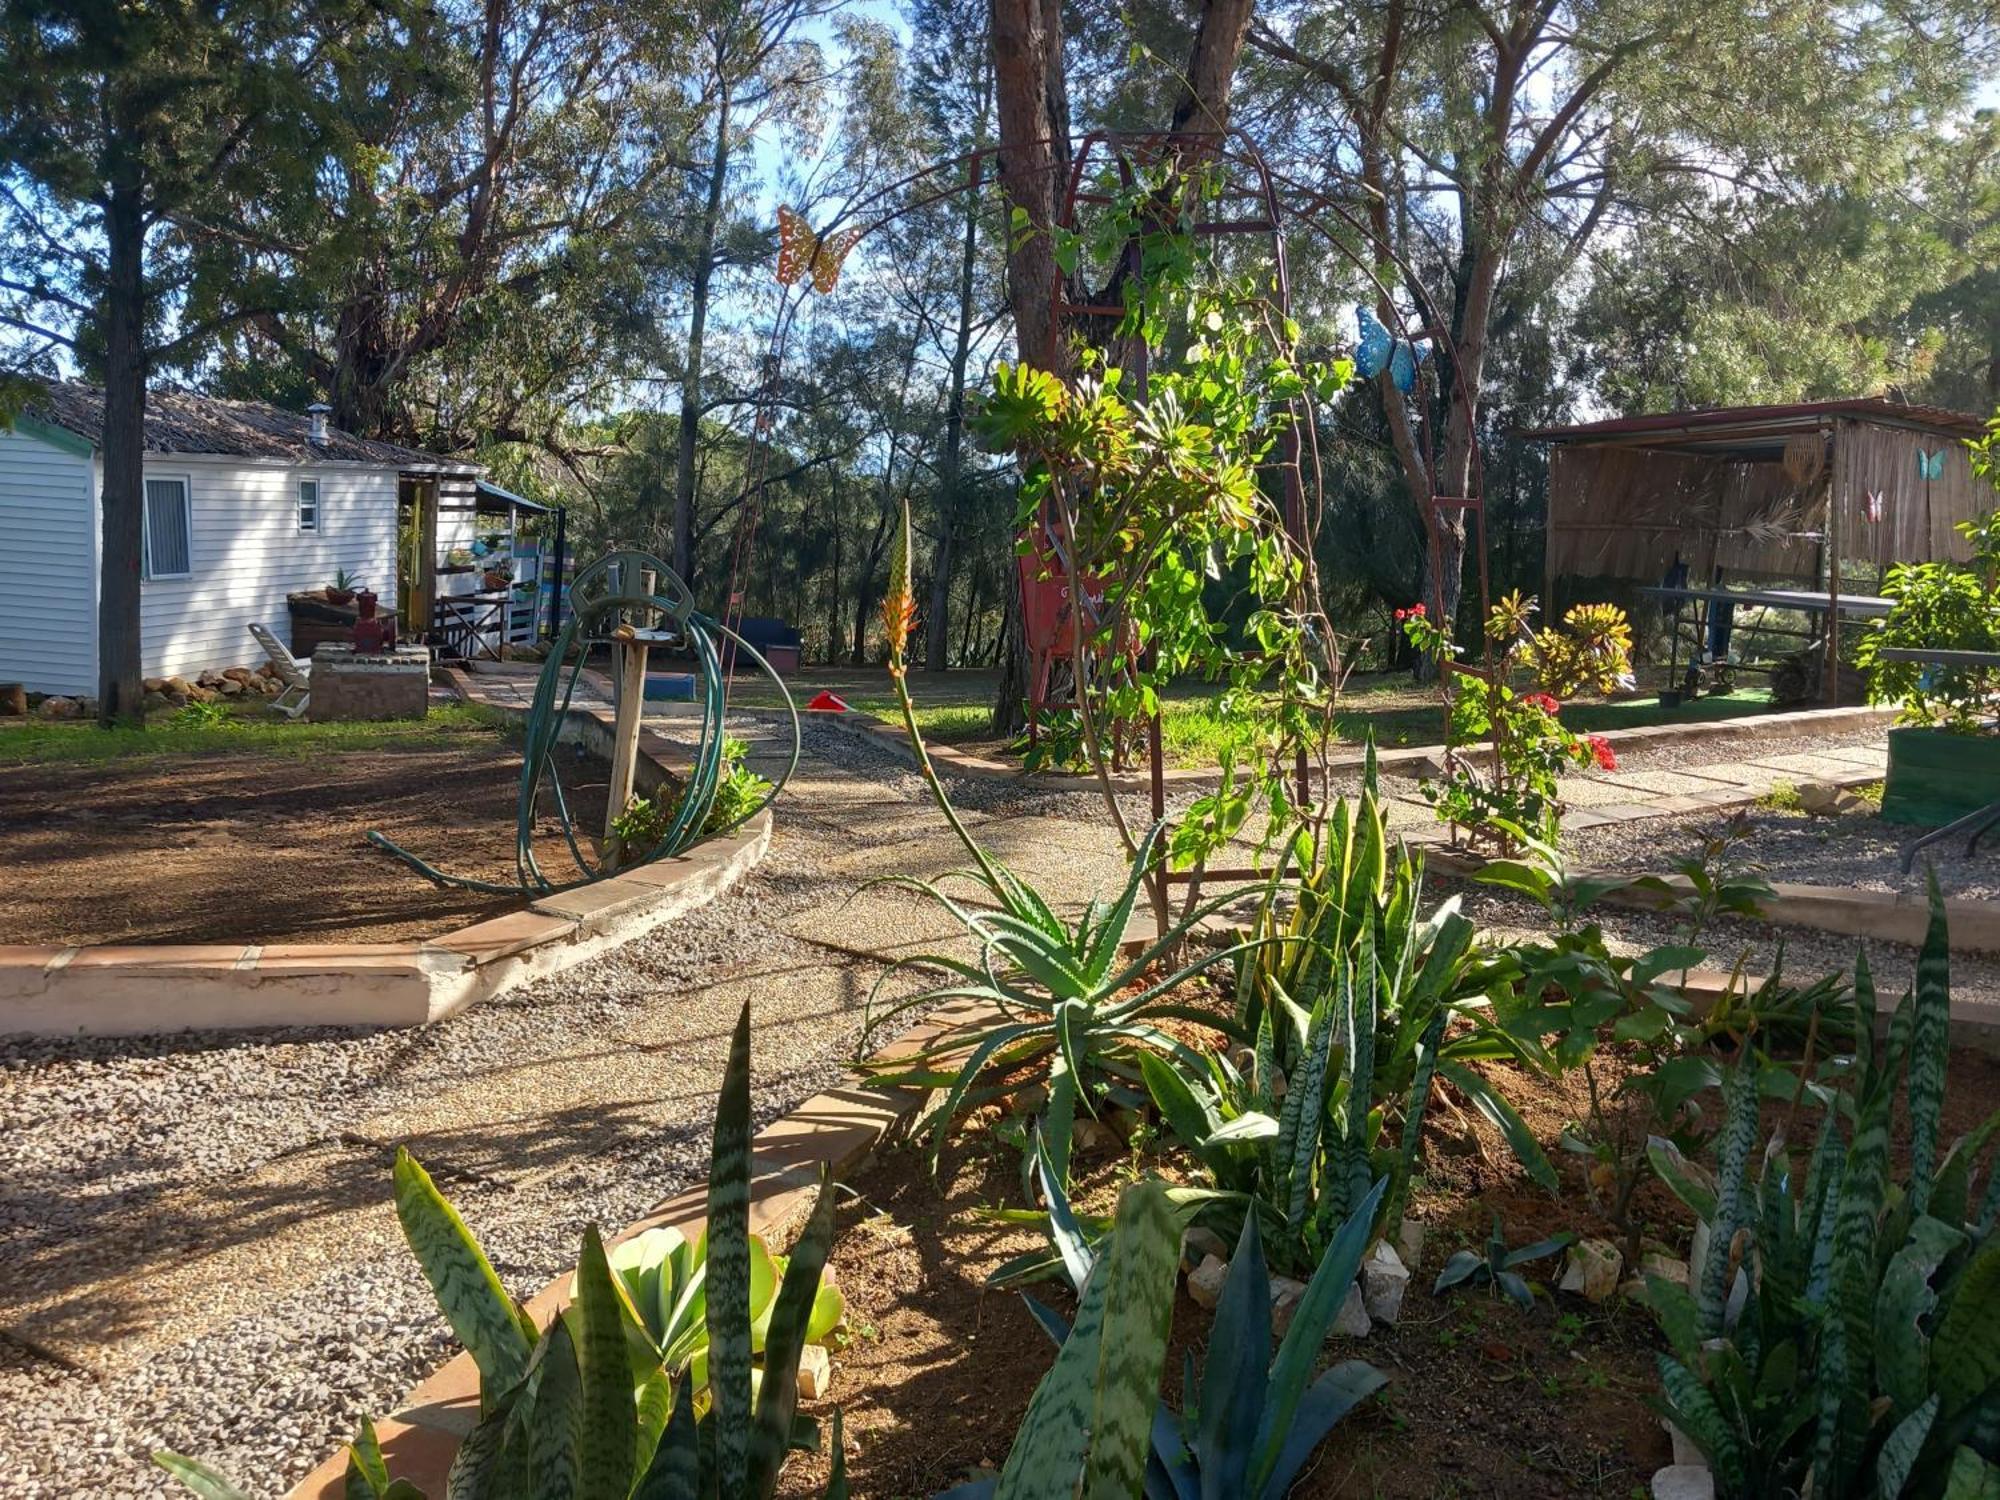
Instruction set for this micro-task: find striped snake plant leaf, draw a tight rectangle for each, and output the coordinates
[1852,944,1878,1093]
[1251,1175,1388,1496]
[632,1366,699,1500]
[823,1408,849,1500]
[1278,988,1335,1230]
[528,1316,585,1500]
[569,1227,636,1500]
[154,1454,258,1500]
[1191,1211,1273,1498]
[442,1389,515,1499]
[1928,1107,2000,1233]
[1876,1392,1939,1497]
[1698,1057,1759,1339]
[393,1149,534,1401]
[1933,1239,2000,1418]
[1137,1052,1224,1170]
[346,1414,391,1497]
[1383,1008,1447,1239]
[1909,875,1953,1217]
[1341,943,1378,1212]
[1647,1136,1719,1221]
[1255,1362,1385,1500]
[1078,1180,1181,1499]
[749,1169,838,1497]
[707,1002,756,1497]
[1946,1445,2000,1499]
[993,1230,1110,1499]
[1874,1215,1968,1417]
[1815,1083,1894,1493]
[1655,1353,1747,1493]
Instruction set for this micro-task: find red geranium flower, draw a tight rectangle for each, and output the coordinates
[1521,692,1562,716]
[1394,608,1407,621]
[1411,602,1426,616]
[1588,735,1617,771]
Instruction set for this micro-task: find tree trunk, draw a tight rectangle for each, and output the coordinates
[673,85,732,588]
[925,151,986,674]
[97,181,148,729]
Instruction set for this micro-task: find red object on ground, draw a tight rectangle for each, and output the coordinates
[806,691,850,713]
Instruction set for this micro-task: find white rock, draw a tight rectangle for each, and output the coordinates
[1666,1420,1703,1468]
[1333,1282,1372,1339]
[1182,1226,1229,1270]
[1653,1464,1715,1500]
[1559,1238,1624,1302]
[797,1344,832,1401]
[1187,1254,1229,1309]
[1361,1241,1410,1325]
[1270,1275,1309,1336]
[1642,1252,1691,1288]
[1395,1218,1427,1271]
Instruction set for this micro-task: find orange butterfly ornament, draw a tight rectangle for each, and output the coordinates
[775,206,860,293]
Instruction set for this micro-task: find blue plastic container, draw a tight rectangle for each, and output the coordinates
[643,672,697,702]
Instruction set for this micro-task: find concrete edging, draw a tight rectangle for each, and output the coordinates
[0,690,773,1037]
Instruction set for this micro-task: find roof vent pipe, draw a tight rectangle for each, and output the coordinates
[307,402,331,446]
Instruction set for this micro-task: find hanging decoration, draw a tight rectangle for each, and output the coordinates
[1781,434,1824,487]
[1865,488,1885,524]
[1918,448,1946,481]
[775,206,860,293]
[1354,304,1432,394]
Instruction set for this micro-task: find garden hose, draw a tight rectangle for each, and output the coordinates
[368,551,799,896]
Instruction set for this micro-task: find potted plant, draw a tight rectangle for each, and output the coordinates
[325,567,359,606]
[482,557,515,591]
[1858,497,2000,824]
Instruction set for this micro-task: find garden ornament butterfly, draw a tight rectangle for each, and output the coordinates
[1918,448,1945,481]
[776,206,860,293]
[1355,304,1433,394]
[1864,489,1885,523]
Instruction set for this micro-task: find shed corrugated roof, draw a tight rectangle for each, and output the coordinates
[1522,398,1987,446]
[19,381,480,471]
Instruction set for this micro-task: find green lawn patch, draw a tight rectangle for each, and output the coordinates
[0,700,510,768]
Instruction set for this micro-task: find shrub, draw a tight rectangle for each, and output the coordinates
[1857,505,2000,733]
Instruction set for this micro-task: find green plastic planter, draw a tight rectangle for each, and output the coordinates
[1880,726,2000,826]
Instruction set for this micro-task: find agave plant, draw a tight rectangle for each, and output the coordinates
[1431,1212,1572,1309]
[955,1141,1389,1499]
[596,1221,845,1403]
[157,1003,847,1500]
[1646,881,2000,1499]
[858,817,1266,1186]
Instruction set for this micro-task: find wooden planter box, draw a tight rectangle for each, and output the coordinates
[1881,726,2000,825]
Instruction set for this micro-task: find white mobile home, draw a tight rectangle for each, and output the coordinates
[0,384,481,696]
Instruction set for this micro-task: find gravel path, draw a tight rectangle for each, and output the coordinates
[0,716,1012,1499]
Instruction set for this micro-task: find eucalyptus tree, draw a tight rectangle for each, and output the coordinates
[0,0,385,726]
[1239,0,2000,629]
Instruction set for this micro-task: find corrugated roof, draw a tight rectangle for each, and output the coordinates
[1522,398,1987,447]
[19,381,481,470]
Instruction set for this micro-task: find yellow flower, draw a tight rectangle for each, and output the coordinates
[882,500,916,667]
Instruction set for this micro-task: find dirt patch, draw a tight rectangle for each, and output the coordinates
[0,734,619,945]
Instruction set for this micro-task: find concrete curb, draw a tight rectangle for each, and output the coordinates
[792,699,1897,793]
[0,689,773,1037]
[282,997,988,1500]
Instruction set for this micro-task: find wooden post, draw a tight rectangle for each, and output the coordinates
[604,624,650,846]
[1825,426,1843,706]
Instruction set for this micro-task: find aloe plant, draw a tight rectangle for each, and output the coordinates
[157,1002,848,1500]
[857,817,1268,1186]
[1431,1212,1572,1309]
[959,1142,1390,1499]
[1646,880,2000,1499]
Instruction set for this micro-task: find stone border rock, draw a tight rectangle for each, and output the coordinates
[797,699,1896,793]
[0,699,772,1038]
[282,997,987,1499]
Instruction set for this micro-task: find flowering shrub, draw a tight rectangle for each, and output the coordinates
[1402,591,1628,848]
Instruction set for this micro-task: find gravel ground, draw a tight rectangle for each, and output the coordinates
[1561,805,2000,902]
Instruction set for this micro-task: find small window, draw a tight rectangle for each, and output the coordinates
[298,477,320,533]
[143,477,192,580]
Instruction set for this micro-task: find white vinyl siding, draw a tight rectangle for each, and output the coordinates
[131,456,400,683]
[143,476,193,579]
[297,476,319,533]
[0,426,97,695]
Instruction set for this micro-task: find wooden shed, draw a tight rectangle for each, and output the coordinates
[1528,399,1991,598]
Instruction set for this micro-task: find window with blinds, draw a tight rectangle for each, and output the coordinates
[143,477,192,579]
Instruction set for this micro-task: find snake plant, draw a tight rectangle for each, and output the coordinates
[857,818,1267,1186]
[1646,879,2000,1499]
[157,1002,847,1500]
[950,1141,1389,1499]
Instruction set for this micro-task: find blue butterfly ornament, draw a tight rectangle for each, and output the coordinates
[1918,448,1945,481]
[1354,305,1433,393]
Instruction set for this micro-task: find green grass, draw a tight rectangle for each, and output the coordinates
[0,700,510,768]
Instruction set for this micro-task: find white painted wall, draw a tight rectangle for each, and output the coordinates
[126,456,400,682]
[0,427,98,696]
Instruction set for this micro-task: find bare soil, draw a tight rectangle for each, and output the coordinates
[0,734,616,945]
[779,1027,2000,1500]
